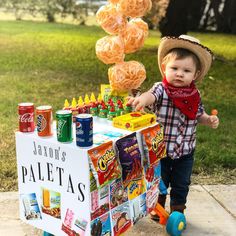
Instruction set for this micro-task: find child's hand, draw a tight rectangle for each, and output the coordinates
[127,96,146,111]
[208,115,219,129]
[127,92,155,111]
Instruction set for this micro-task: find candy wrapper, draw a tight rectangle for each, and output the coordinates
[91,212,112,236]
[118,0,152,18]
[96,4,127,35]
[21,193,41,220]
[111,202,132,236]
[110,178,128,209]
[145,162,161,190]
[41,188,61,219]
[108,61,146,92]
[121,20,147,54]
[127,177,146,200]
[100,84,128,104]
[62,208,88,236]
[91,185,110,220]
[96,35,125,64]
[130,193,147,224]
[88,141,121,188]
[146,182,159,213]
[115,133,142,186]
[141,124,166,167]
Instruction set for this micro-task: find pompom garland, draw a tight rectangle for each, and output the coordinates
[108,0,120,4]
[96,1,152,92]
[108,61,146,92]
[96,4,127,35]
[118,0,152,18]
[121,20,146,54]
[130,18,149,38]
[96,36,125,64]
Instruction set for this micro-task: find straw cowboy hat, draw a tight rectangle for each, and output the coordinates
[157,35,214,81]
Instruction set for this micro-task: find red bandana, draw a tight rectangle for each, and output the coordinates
[162,77,200,120]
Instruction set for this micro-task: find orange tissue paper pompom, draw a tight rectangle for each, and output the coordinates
[121,20,147,54]
[130,18,149,38]
[118,0,152,18]
[108,0,120,4]
[96,35,125,64]
[96,4,127,35]
[108,61,146,92]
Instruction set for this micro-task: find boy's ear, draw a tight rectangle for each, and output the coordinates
[161,63,166,74]
[194,70,201,80]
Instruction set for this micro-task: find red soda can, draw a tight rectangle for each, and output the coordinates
[36,105,53,137]
[18,103,35,132]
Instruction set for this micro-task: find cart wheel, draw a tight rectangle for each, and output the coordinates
[166,211,186,236]
[43,231,54,236]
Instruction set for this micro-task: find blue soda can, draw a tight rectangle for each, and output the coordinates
[76,114,93,147]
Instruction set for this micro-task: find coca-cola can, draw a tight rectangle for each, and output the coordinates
[18,103,35,132]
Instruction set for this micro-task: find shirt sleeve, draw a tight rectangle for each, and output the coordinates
[196,96,205,118]
[147,82,163,113]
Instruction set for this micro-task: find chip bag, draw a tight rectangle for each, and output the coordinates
[115,133,142,186]
[88,141,122,188]
[141,124,166,167]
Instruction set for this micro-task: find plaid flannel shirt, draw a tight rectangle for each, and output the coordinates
[149,82,204,159]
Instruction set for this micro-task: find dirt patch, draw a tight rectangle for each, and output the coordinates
[192,169,236,185]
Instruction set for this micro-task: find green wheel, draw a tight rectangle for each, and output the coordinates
[166,211,186,236]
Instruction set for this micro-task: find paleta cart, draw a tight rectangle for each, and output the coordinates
[16,118,186,236]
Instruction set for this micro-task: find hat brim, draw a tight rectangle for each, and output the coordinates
[158,37,213,81]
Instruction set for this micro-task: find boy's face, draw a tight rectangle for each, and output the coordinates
[162,57,200,87]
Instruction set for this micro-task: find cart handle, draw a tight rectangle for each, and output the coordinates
[153,203,169,225]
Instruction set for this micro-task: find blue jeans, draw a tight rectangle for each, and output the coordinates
[160,151,194,206]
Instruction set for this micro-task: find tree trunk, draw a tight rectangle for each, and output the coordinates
[221,0,236,33]
[188,0,207,31]
[159,0,188,37]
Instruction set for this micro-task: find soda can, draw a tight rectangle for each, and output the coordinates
[56,110,73,143]
[18,103,35,132]
[36,105,53,137]
[76,114,93,147]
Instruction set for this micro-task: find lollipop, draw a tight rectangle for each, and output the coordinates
[121,21,146,54]
[96,35,125,64]
[118,0,152,18]
[108,61,146,92]
[96,4,127,35]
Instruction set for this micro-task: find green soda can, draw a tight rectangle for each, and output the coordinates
[56,110,73,143]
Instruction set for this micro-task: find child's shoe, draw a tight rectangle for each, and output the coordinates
[170,204,186,214]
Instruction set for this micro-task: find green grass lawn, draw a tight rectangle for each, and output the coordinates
[0,21,235,191]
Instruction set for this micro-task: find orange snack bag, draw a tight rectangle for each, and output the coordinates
[88,141,122,187]
[96,4,127,35]
[141,124,166,166]
[96,35,125,64]
[118,0,152,18]
[108,61,146,92]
